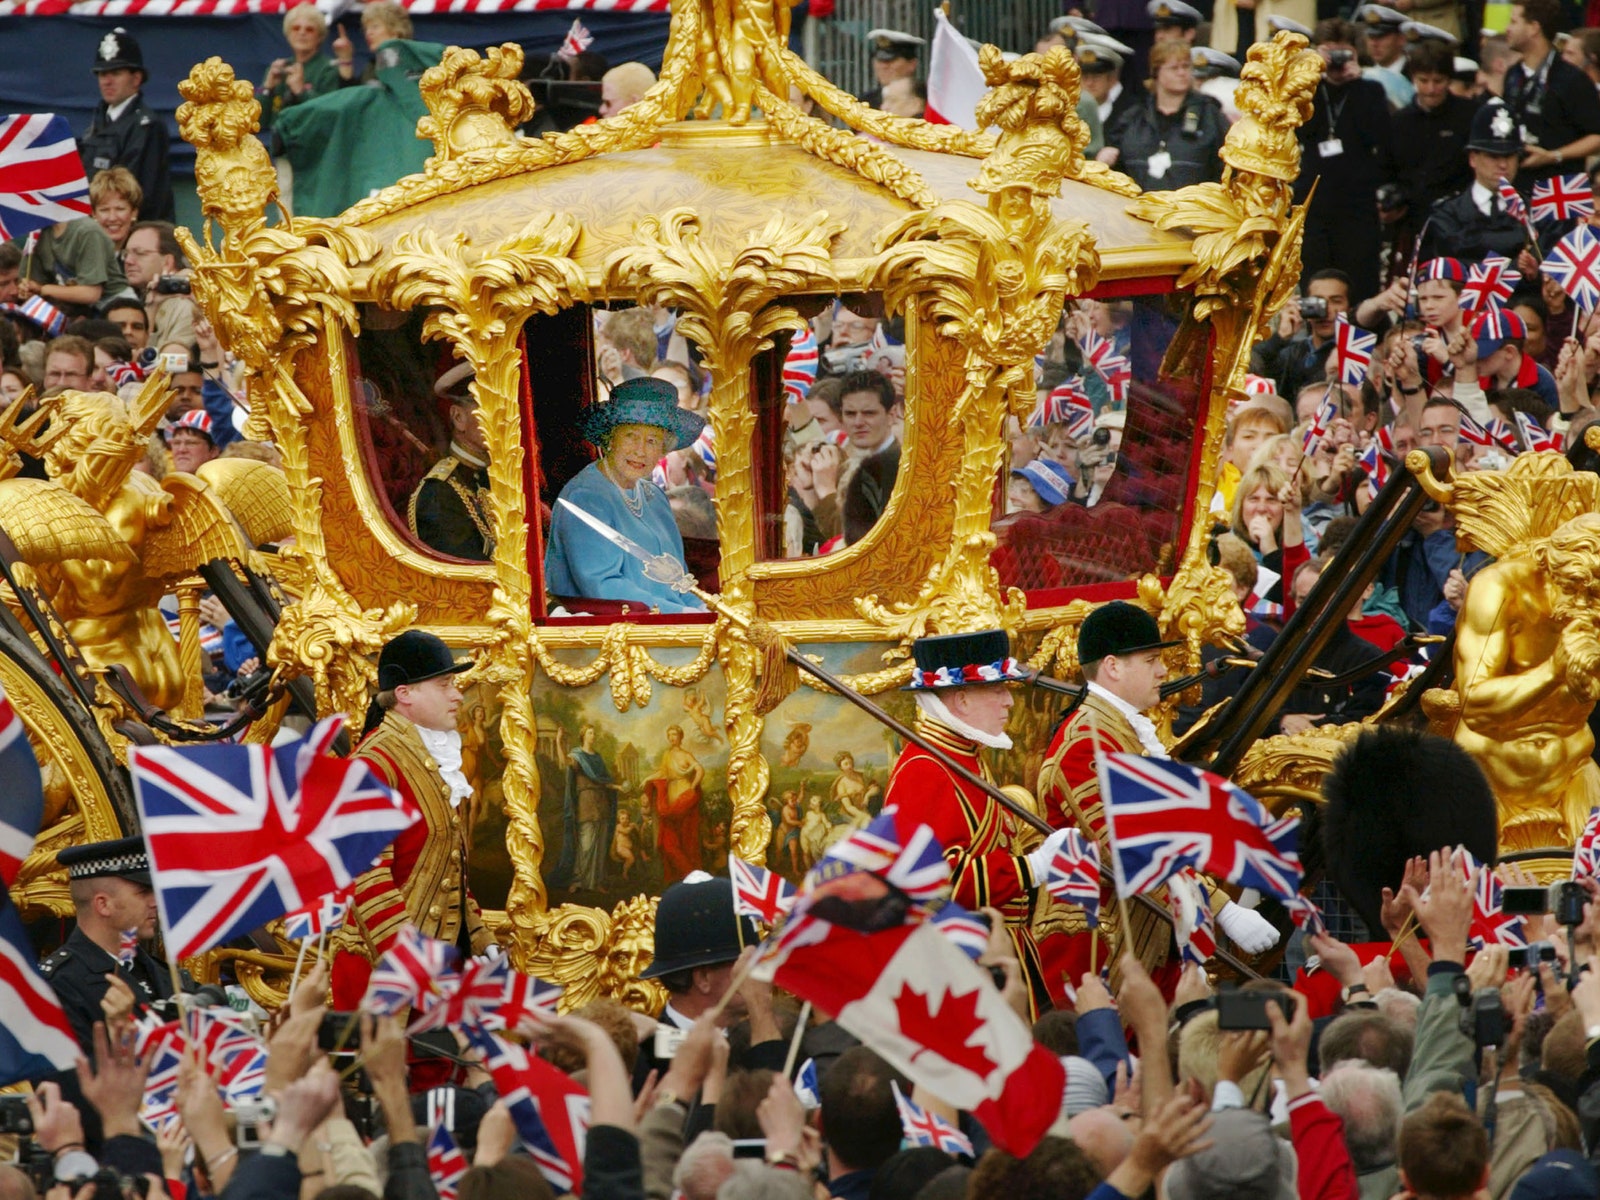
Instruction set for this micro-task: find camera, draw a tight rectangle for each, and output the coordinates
[1215,989,1294,1031]
[1325,48,1355,67]
[233,1096,277,1149]
[1458,985,1508,1048]
[154,275,192,295]
[0,1095,32,1135]
[1300,295,1328,319]
[1507,941,1558,970]
[653,1025,688,1060]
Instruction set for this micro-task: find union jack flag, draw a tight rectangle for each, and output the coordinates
[892,1080,973,1157]
[782,326,820,407]
[409,953,561,1036]
[1302,388,1338,453]
[428,1123,470,1200]
[926,899,992,960]
[1572,807,1600,882]
[0,683,78,1087]
[366,925,461,1017]
[1459,256,1520,314]
[1029,378,1094,438]
[1333,317,1375,386]
[730,854,796,925]
[282,888,351,941]
[117,929,137,967]
[794,1057,820,1109]
[1487,416,1518,452]
[1498,177,1528,222]
[1531,173,1595,224]
[1457,408,1496,448]
[1516,409,1561,453]
[1167,871,1216,966]
[0,114,92,240]
[128,714,419,960]
[1080,330,1132,401]
[1359,442,1389,501]
[1542,223,1600,312]
[1098,754,1304,903]
[1284,893,1327,937]
[1452,850,1527,950]
[810,813,950,900]
[557,17,594,58]
[467,1028,589,1194]
[0,686,43,891]
[105,360,146,389]
[1040,828,1101,926]
[193,1008,268,1104]
[137,1018,184,1132]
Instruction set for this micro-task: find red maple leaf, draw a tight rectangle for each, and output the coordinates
[892,982,996,1079]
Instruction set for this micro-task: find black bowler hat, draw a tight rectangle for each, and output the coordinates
[1077,601,1182,667]
[377,630,470,692]
[905,628,1031,690]
[58,836,151,886]
[94,28,146,75]
[640,876,757,979]
[1467,98,1523,156]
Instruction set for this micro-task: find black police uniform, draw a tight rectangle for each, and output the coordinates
[1503,50,1600,190]
[1294,77,1396,302]
[1420,100,1531,264]
[80,30,175,222]
[39,836,180,1056]
[1104,90,1227,192]
[408,449,493,561]
[39,925,175,1056]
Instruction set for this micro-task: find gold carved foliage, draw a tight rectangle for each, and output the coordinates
[532,622,723,712]
[418,44,536,167]
[522,895,668,1014]
[1412,448,1600,559]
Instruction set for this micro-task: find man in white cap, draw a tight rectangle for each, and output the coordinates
[861,29,924,111]
[1149,0,1202,46]
[1355,5,1416,107]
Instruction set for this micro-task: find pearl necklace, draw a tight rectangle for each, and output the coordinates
[600,458,646,518]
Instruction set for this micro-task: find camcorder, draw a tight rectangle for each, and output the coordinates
[1502,881,1588,926]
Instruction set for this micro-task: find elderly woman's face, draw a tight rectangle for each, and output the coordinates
[285,11,325,55]
[605,422,669,489]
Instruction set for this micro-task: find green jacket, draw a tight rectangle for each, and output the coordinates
[272,39,445,218]
[258,55,347,131]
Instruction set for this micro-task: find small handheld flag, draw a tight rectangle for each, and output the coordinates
[1542,223,1600,312]
[892,1080,974,1157]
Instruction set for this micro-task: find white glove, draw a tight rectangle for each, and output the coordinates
[1025,828,1071,887]
[1217,901,1280,955]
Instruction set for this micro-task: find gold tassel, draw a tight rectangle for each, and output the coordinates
[746,618,800,716]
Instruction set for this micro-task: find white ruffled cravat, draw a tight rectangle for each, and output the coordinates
[1085,682,1168,758]
[415,724,474,809]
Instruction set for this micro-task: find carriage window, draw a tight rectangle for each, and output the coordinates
[991,289,1204,595]
[757,295,903,561]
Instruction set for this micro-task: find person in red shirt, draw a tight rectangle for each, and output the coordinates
[883,628,1071,1017]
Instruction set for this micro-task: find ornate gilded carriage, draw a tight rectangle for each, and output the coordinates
[11,3,1592,997]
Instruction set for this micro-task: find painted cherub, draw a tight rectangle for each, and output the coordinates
[611,808,640,880]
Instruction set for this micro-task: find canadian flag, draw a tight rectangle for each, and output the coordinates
[760,916,1063,1157]
[925,9,988,129]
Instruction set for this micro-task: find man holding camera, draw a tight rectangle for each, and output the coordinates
[121,221,196,356]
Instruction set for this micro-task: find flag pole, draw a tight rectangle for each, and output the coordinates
[782,1001,811,1077]
[729,853,746,953]
[1084,706,1137,952]
[290,935,311,995]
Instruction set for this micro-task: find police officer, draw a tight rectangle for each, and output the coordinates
[860,29,923,111]
[1422,100,1532,263]
[633,875,779,1088]
[80,29,175,223]
[41,837,177,1056]
[408,363,493,561]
